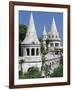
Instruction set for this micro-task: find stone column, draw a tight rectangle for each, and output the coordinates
[24,48,26,56]
[54,42,55,47]
[30,47,31,56]
[39,48,40,56]
[35,48,36,56]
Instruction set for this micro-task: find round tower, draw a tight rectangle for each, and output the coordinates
[21,13,42,73]
[47,17,62,55]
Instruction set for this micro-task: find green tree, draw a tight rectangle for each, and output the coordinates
[60,55,63,65]
[24,67,41,79]
[19,24,27,56]
[50,64,63,77]
[19,24,27,43]
[40,39,45,54]
[39,36,48,55]
[44,64,51,77]
[19,59,25,71]
[46,39,49,50]
[19,59,25,79]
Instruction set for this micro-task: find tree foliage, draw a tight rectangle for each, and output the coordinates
[40,39,44,54]
[19,59,25,71]
[19,24,27,43]
[19,24,27,56]
[50,64,63,77]
[19,67,41,79]
[60,55,63,65]
[40,39,48,55]
[25,67,41,79]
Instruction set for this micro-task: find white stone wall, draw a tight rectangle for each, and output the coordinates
[19,54,61,75]
[20,45,42,73]
[22,62,42,74]
[45,57,60,74]
[22,56,42,73]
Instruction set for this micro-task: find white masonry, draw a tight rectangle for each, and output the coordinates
[19,13,63,75]
[21,13,42,73]
[42,17,63,74]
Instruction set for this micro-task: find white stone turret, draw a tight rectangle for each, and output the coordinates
[21,13,42,73]
[47,17,62,54]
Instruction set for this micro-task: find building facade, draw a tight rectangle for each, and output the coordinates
[47,17,63,54]
[19,13,63,76]
[42,17,63,75]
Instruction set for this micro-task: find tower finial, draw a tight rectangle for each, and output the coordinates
[51,17,57,33]
[43,25,47,36]
[27,12,35,32]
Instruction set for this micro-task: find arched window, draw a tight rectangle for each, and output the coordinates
[27,48,30,56]
[31,48,35,56]
[50,43,54,47]
[56,35,57,38]
[55,51,58,55]
[52,35,54,38]
[36,48,39,55]
[48,35,50,38]
[55,43,59,47]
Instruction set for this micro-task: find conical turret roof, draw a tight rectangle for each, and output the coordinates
[48,17,61,40]
[51,17,57,33]
[42,25,47,36]
[42,25,47,40]
[22,13,40,45]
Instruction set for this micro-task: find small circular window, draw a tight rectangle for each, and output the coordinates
[56,35,57,38]
[52,35,54,38]
[48,35,50,38]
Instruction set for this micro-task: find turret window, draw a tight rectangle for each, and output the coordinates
[52,35,54,38]
[50,43,54,47]
[55,51,58,55]
[36,48,39,55]
[27,48,30,56]
[56,35,57,38]
[48,35,50,38]
[55,43,59,47]
[31,48,35,56]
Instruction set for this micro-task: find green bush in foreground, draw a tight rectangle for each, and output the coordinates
[50,64,63,77]
[19,66,41,79]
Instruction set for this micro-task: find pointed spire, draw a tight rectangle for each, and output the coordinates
[51,17,57,33]
[42,25,47,41]
[43,25,47,36]
[22,12,40,44]
[27,12,36,33]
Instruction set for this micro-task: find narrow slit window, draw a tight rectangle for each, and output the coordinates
[36,48,39,55]
[31,48,35,56]
[27,48,30,56]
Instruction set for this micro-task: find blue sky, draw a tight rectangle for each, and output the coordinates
[19,11,63,42]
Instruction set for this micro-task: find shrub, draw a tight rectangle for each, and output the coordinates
[24,66,41,79]
[50,64,63,77]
